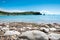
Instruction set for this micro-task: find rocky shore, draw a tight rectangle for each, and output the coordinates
[0,22,60,40]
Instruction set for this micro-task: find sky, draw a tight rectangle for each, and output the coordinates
[0,0,60,14]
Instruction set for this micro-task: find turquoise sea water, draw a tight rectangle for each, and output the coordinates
[0,15,60,23]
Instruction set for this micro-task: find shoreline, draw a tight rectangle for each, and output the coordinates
[0,22,60,28]
[0,21,60,24]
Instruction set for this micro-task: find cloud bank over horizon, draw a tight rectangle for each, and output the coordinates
[0,8,60,15]
[0,8,25,12]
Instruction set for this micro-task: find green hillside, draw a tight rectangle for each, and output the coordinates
[0,11,42,15]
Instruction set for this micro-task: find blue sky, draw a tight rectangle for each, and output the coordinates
[0,0,60,14]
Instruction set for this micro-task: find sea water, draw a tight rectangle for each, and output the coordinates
[0,14,60,23]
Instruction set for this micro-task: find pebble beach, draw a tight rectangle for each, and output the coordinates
[0,22,60,40]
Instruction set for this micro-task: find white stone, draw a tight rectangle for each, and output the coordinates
[49,28,56,31]
[40,27,49,33]
[4,30,20,36]
[26,27,32,29]
[1,27,9,32]
[48,33,60,40]
[55,25,60,28]
[20,30,48,40]
[20,28,25,31]
[6,25,9,28]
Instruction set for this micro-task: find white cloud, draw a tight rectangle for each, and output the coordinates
[5,10,25,12]
[40,10,49,13]
[40,10,53,14]
[0,8,25,12]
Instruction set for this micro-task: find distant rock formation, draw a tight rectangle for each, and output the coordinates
[0,11,42,15]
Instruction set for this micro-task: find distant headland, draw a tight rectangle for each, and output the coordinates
[0,11,43,15]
